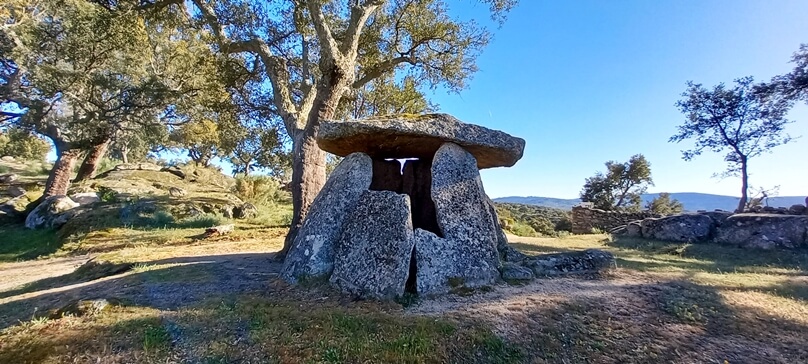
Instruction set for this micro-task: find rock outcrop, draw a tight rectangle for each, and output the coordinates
[281,153,373,283]
[714,214,808,249]
[25,195,80,229]
[614,210,808,250]
[330,191,414,299]
[640,214,715,242]
[317,113,526,169]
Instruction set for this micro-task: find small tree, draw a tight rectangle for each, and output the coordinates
[0,127,51,161]
[645,193,683,215]
[672,77,794,212]
[580,154,653,211]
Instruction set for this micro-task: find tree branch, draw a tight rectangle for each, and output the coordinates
[352,56,416,88]
[305,0,343,65]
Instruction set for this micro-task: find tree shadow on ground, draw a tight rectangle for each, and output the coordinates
[0,252,283,329]
[607,236,808,273]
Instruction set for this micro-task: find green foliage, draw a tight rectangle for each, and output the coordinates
[509,222,537,237]
[233,176,289,207]
[229,127,290,179]
[0,127,51,161]
[580,154,653,211]
[495,203,572,236]
[645,192,684,215]
[672,77,794,211]
[142,324,171,351]
[174,214,224,229]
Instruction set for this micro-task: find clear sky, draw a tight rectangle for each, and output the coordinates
[435,0,808,199]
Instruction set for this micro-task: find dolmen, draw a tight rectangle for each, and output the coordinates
[281,113,614,299]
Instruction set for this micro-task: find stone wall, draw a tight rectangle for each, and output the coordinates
[571,206,660,234]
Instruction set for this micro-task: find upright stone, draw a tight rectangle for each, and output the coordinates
[329,191,414,299]
[415,143,501,295]
[281,153,373,283]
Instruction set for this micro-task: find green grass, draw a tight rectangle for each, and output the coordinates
[0,224,60,262]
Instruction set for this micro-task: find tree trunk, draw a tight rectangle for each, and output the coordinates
[737,159,749,213]
[121,144,129,164]
[278,87,342,259]
[43,147,81,198]
[75,139,110,182]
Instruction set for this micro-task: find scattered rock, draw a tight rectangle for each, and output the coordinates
[168,187,187,197]
[1,155,15,162]
[624,221,642,237]
[49,298,118,319]
[329,191,414,299]
[714,214,808,249]
[500,262,534,281]
[204,224,234,237]
[7,185,26,197]
[317,113,526,169]
[70,192,100,206]
[233,203,258,219]
[0,173,19,183]
[281,152,373,283]
[220,204,235,219]
[114,163,162,171]
[789,204,806,215]
[25,195,80,229]
[640,214,715,242]
[523,249,615,277]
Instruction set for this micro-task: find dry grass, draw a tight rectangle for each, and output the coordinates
[1,230,806,363]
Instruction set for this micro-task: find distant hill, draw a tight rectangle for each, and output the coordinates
[494,193,806,212]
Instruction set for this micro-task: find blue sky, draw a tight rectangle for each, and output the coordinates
[436,0,808,199]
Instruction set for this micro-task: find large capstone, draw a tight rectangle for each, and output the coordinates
[415,143,501,295]
[281,152,373,283]
[329,190,414,299]
[317,114,525,169]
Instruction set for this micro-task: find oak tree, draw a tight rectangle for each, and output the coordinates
[580,154,653,211]
[672,77,794,212]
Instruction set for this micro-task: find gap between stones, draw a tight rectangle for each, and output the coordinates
[368,157,442,294]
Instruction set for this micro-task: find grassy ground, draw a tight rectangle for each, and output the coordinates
[1,225,806,362]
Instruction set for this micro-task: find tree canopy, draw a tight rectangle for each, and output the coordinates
[645,193,684,215]
[672,77,794,212]
[580,154,653,211]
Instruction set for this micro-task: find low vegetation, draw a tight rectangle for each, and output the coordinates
[495,202,572,237]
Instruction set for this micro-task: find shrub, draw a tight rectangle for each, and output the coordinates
[234,175,289,207]
[174,213,223,229]
[509,222,537,237]
[526,216,555,236]
[0,127,51,161]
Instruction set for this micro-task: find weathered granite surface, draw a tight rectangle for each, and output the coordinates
[415,143,501,295]
[281,153,373,283]
[317,114,525,169]
[330,191,414,299]
[640,214,715,242]
[714,214,808,249]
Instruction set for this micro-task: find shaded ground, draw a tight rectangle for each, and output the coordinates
[0,232,807,363]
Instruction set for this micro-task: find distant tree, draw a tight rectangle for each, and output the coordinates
[230,127,291,179]
[645,193,684,215]
[672,77,794,212]
[580,154,653,211]
[0,126,51,161]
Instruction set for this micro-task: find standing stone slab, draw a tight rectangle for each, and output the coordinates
[416,143,501,295]
[329,191,414,299]
[281,153,373,283]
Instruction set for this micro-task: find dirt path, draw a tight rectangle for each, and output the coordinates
[0,255,94,293]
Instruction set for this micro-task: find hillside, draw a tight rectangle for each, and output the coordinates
[494,193,806,211]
